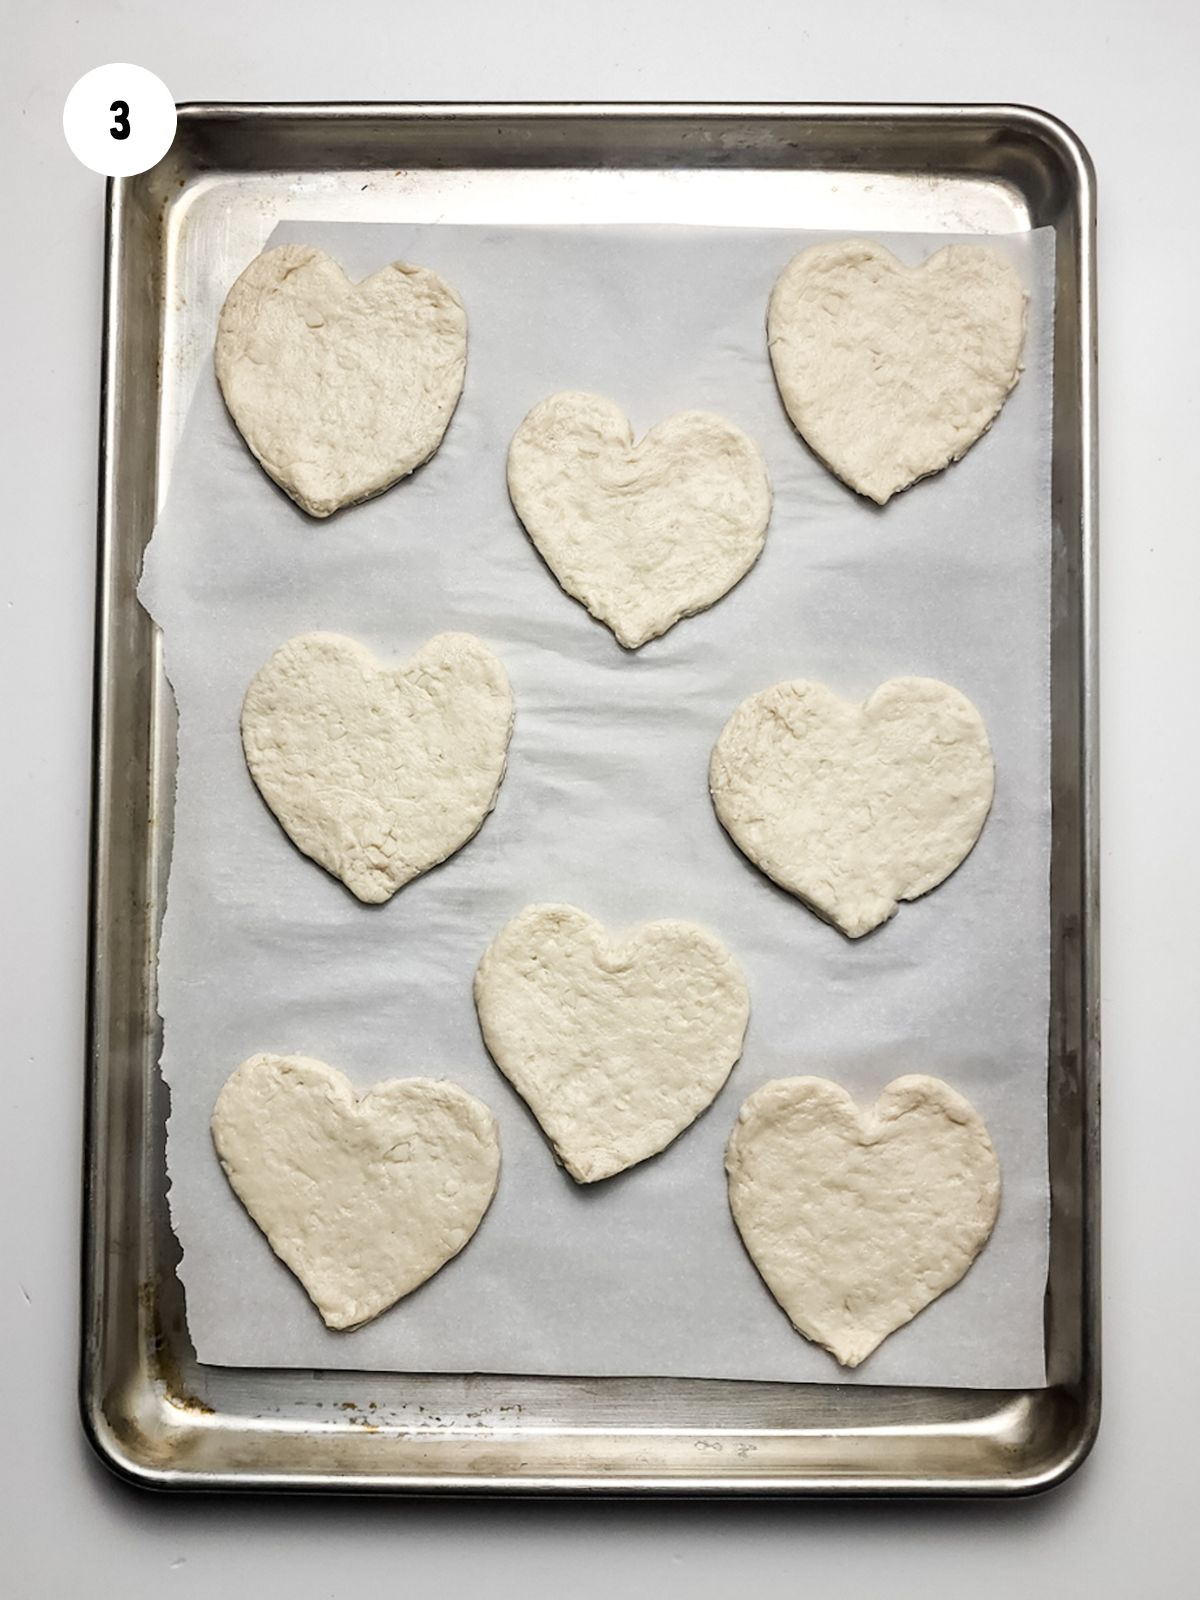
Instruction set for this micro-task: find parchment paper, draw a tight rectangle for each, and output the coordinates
[139,220,1054,1386]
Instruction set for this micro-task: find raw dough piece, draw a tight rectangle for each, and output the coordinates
[710,676,994,938]
[767,239,1026,503]
[506,392,772,648]
[212,1054,500,1330]
[726,1075,1001,1367]
[474,904,749,1181]
[215,244,467,517]
[241,631,513,903]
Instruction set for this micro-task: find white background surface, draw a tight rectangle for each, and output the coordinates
[3,1,1197,1595]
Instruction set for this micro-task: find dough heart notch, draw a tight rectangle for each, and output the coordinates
[710,676,994,938]
[767,240,1026,504]
[726,1075,1001,1367]
[215,244,467,517]
[474,904,750,1181]
[507,392,772,648]
[241,631,513,903]
[212,1054,500,1330]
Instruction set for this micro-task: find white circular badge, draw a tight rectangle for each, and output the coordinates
[63,64,177,178]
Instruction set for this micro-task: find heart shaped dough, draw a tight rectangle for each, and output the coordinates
[727,1075,1000,1367]
[212,1054,500,1330]
[710,676,994,938]
[506,392,772,649]
[215,244,467,517]
[767,240,1026,503]
[241,631,513,903]
[474,904,749,1182]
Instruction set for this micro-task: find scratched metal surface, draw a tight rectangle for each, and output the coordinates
[82,104,1098,1494]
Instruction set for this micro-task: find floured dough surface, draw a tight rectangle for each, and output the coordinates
[726,1075,1001,1367]
[241,631,513,903]
[474,904,750,1181]
[215,244,467,517]
[710,676,994,938]
[212,1054,500,1330]
[507,392,772,648]
[768,239,1026,503]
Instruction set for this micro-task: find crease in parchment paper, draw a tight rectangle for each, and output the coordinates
[138,221,1054,1386]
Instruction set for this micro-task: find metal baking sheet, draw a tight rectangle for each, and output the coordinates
[83,103,1098,1494]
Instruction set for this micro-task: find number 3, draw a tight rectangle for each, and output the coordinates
[110,100,130,141]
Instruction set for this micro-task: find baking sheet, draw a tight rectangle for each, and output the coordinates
[139,219,1053,1387]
